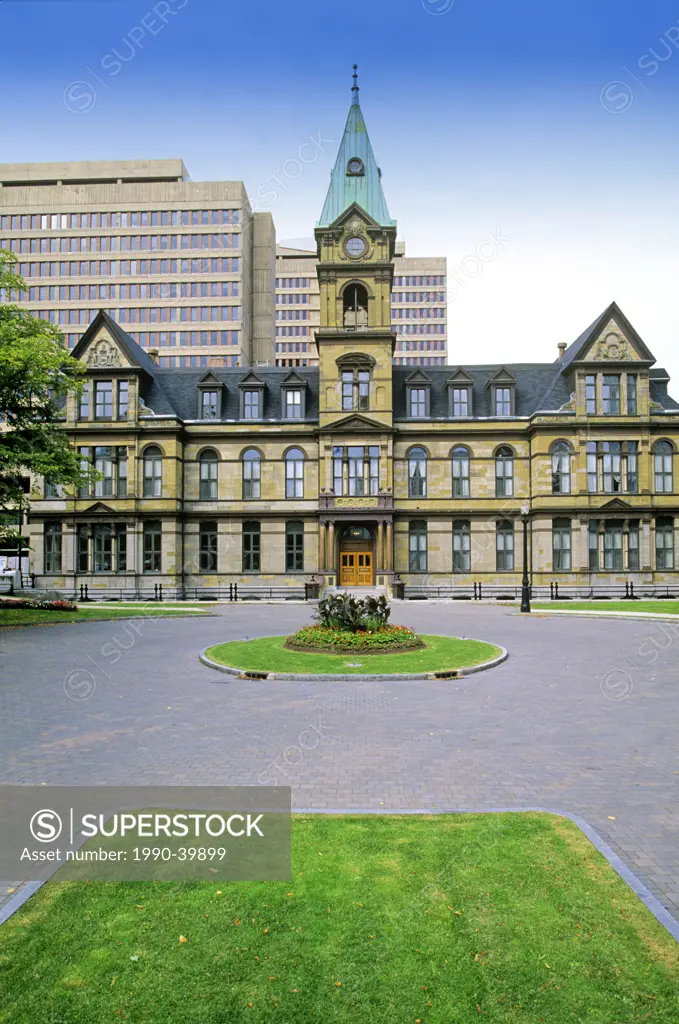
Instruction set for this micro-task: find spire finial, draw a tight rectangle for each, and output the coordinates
[351,64,359,104]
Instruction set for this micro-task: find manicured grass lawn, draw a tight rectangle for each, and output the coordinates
[0,606,213,627]
[206,634,502,675]
[1,814,677,1023]
[533,601,679,616]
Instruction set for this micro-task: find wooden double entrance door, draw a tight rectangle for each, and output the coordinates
[339,547,373,587]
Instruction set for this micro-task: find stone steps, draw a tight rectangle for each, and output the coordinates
[322,586,389,600]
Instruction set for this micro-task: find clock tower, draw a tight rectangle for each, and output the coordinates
[314,68,398,589]
[314,66,398,431]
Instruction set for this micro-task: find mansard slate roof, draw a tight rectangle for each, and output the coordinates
[80,310,679,421]
[317,71,395,228]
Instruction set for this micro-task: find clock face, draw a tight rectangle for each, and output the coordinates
[345,236,367,258]
[347,157,364,174]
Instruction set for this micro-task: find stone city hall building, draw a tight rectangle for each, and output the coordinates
[26,76,679,596]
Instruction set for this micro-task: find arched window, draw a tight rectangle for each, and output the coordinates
[551,441,571,495]
[654,440,674,493]
[242,449,261,500]
[343,283,368,328]
[143,446,162,498]
[408,447,427,498]
[199,449,218,500]
[285,448,304,499]
[495,446,514,498]
[452,446,470,497]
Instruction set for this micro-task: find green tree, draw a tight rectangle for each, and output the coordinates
[0,249,86,540]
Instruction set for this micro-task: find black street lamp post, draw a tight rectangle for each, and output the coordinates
[520,503,531,613]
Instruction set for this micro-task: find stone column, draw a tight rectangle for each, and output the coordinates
[642,518,652,570]
[377,521,384,571]
[318,522,326,572]
[327,522,335,576]
[578,519,589,571]
[386,521,393,571]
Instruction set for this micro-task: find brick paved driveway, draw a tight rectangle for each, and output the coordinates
[1,603,678,919]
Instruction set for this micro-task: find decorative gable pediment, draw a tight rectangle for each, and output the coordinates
[599,497,633,511]
[583,318,649,363]
[72,310,150,372]
[197,372,222,387]
[405,369,432,384]
[328,202,382,233]
[322,412,385,433]
[281,370,308,388]
[82,502,116,514]
[336,352,376,370]
[238,371,265,388]
[488,367,517,386]
[566,302,655,368]
[446,368,474,385]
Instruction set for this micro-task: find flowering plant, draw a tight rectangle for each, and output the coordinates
[286,624,421,652]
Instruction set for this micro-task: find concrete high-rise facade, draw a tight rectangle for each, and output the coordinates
[275,245,320,367]
[0,159,276,368]
[275,241,447,368]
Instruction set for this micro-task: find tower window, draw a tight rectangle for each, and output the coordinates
[343,283,368,327]
[341,368,370,411]
[346,157,364,176]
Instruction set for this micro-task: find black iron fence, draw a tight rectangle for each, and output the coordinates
[0,582,308,602]
[402,581,679,601]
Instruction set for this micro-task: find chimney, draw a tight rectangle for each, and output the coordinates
[558,342,567,360]
[147,349,159,365]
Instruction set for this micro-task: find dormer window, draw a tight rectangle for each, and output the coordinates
[201,390,219,419]
[446,370,474,417]
[197,373,224,420]
[238,373,265,420]
[494,387,512,416]
[488,368,516,417]
[243,391,261,419]
[408,388,428,418]
[346,157,364,176]
[281,372,308,419]
[451,388,469,417]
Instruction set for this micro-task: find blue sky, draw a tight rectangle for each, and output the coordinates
[2,0,679,380]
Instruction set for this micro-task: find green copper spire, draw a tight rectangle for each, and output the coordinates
[317,66,395,228]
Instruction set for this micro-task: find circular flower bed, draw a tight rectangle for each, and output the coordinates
[285,623,424,654]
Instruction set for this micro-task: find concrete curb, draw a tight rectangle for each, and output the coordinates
[2,807,677,943]
[198,639,508,681]
[528,608,679,622]
[0,882,43,926]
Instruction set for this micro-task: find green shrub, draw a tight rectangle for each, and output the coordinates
[287,624,421,652]
[315,594,390,633]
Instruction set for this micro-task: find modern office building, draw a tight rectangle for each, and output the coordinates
[24,75,679,596]
[275,242,447,368]
[275,245,320,366]
[0,159,276,368]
